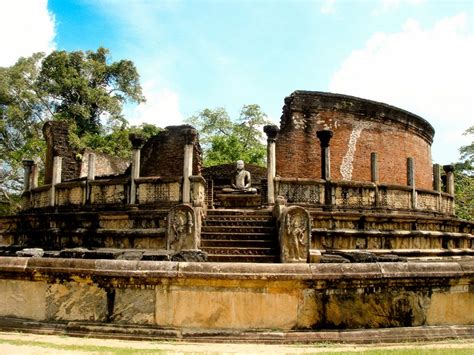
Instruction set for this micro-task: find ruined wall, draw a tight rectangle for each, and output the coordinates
[43,121,129,184]
[276,92,434,189]
[140,125,202,178]
[43,121,80,184]
[79,149,129,178]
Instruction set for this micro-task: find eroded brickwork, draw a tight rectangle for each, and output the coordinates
[276,91,434,189]
[139,125,202,178]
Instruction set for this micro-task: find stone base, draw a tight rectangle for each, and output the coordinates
[215,193,261,208]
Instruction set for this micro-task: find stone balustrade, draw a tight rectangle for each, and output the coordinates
[25,175,206,209]
[274,177,455,215]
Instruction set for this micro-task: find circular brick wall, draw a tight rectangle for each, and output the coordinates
[276,91,435,189]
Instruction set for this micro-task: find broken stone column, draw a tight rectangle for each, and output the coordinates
[316,130,333,180]
[433,164,441,192]
[129,134,146,205]
[264,125,280,205]
[182,128,198,204]
[50,156,62,206]
[22,160,34,192]
[443,164,455,195]
[407,157,416,209]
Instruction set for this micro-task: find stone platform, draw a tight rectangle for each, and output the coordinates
[0,257,472,333]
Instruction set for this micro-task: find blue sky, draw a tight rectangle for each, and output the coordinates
[1,0,473,164]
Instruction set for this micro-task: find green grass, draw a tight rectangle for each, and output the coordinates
[0,337,472,354]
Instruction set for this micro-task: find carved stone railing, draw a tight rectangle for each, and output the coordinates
[274,178,325,206]
[136,177,181,205]
[55,180,87,206]
[274,177,455,215]
[25,175,207,210]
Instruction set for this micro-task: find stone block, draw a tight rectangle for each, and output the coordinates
[0,280,47,321]
[46,282,107,322]
[113,288,155,325]
[155,285,300,329]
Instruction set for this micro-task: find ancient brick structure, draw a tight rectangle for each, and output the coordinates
[139,125,202,178]
[43,121,129,184]
[276,91,434,189]
[43,121,80,184]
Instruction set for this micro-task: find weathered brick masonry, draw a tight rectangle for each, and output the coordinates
[139,125,202,178]
[276,91,434,189]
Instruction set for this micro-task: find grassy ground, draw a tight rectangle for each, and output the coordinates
[0,331,472,354]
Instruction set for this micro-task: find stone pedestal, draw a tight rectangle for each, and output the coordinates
[215,193,261,208]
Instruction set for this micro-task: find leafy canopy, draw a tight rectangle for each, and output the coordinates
[186,104,271,167]
[0,48,153,213]
[454,126,474,220]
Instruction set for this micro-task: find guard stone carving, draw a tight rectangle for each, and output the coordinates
[167,205,197,251]
[279,206,310,263]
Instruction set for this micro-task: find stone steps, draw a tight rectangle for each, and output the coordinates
[201,210,279,263]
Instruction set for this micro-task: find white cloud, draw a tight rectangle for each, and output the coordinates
[0,0,56,66]
[372,0,425,15]
[320,0,336,15]
[127,81,183,128]
[330,13,474,163]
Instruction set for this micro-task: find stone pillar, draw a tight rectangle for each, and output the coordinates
[433,164,441,192]
[182,128,197,204]
[407,157,416,209]
[371,152,378,183]
[22,160,34,191]
[31,162,39,189]
[50,156,62,206]
[443,164,455,195]
[264,125,280,205]
[129,134,146,205]
[87,153,96,181]
[316,130,334,180]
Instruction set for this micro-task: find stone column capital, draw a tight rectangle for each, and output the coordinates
[443,164,455,173]
[129,134,146,150]
[22,159,35,167]
[316,130,334,148]
[183,127,198,145]
[264,125,280,142]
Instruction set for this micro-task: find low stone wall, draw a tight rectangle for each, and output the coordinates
[0,258,472,330]
[275,178,455,215]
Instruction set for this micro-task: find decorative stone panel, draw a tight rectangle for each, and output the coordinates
[280,206,311,263]
[167,205,197,251]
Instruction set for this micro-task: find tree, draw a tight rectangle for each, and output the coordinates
[454,126,474,220]
[186,104,271,166]
[0,48,147,214]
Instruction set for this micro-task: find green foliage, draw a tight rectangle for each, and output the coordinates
[186,104,270,166]
[454,126,474,220]
[459,126,474,165]
[37,47,145,135]
[0,48,148,214]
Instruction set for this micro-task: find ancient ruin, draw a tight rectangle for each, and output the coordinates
[0,91,472,341]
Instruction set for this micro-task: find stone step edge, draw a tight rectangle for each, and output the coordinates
[0,318,472,344]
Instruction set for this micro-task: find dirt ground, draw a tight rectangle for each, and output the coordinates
[0,331,473,354]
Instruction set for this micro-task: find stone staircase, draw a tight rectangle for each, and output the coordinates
[201,209,279,263]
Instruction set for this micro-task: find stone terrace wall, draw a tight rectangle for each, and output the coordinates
[276,91,435,189]
[0,259,472,330]
[140,125,202,178]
